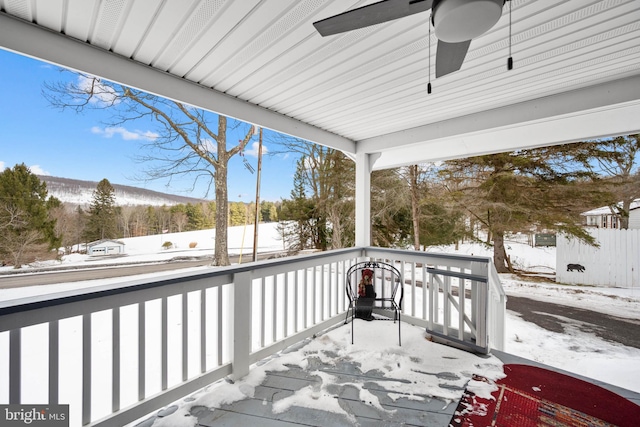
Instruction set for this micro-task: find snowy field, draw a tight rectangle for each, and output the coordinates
[1,224,639,426]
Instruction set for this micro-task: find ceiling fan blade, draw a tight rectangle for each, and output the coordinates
[313,0,433,37]
[435,39,471,78]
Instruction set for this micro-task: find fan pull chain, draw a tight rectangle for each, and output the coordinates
[508,0,513,70]
[428,15,432,94]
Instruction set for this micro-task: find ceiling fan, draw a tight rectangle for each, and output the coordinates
[313,0,507,78]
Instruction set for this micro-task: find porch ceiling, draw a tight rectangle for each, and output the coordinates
[1,0,639,169]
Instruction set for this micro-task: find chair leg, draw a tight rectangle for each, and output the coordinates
[351,310,354,345]
[398,311,401,346]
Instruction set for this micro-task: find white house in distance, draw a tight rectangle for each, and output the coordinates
[86,239,126,256]
[582,199,640,230]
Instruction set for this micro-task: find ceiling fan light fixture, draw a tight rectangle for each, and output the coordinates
[432,0,504,43]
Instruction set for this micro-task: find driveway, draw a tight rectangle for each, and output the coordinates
[507,295,640,350]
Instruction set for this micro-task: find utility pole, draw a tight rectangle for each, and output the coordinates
[252,127,263,262]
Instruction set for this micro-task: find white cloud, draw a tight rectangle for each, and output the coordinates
[198,138,217,155]
[92,126,159,141]
[0,162,50,175]
[244,141,268,158]
[28,165,50,175]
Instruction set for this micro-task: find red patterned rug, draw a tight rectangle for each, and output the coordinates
[449,364,640,427]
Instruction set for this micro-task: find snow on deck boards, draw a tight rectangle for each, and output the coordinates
[190,364,455,426]
[135,320,640,427]
[142,321,505,427]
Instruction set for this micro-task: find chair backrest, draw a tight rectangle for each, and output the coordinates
[346,261,403,308]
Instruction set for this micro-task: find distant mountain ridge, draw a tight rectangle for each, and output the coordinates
[39,175,207,207]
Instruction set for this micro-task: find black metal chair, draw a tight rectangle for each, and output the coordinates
[345,261,404,345]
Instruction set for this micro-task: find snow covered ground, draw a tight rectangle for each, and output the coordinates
[1,225,639,426]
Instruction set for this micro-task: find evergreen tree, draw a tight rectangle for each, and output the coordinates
[185,203,206,230]
[84,178,118,241]
[440,147,609,272]
[228,202,248,226]
[260,201,279,223]
[571,134,639,229]
[0,164,59,267]
[279,161,316,251]
[146,206,159,235]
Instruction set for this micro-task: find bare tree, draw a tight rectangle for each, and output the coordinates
[406,165,421,250]
[44,72,254,265]
[0,203,51,267]
[49,204,77,254]
[172,210,189,233]
[271,136,354,250]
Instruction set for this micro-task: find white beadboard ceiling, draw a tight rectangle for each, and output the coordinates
[1,0,639,169]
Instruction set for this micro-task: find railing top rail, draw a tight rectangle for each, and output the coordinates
[426,267,488,283]
[0,247,363,317]
[363,246,492,265]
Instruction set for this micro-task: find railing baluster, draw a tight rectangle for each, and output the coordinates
[335,262,340,314]
[301,269,307,329]
[459,279,465,341]
[319,264,325,321]
[138,302,145,401]
[293,270,299,333]
[217,286,223,365]
[83,314,91,425]
[430,273,436,329]
[161,297,168,391]
[283,273,289,338]
[443,275,450,335]
[201,289,206,373]
[311,266,316,324]
[112,308,120,412]
[272,275,277,343]
[422,267,427,320]
[411,262,416,316]
[49,320,59,405]
[182,292,188,382]
[261,277,266,348]
[335,262,340,315]
[9,329,20,404]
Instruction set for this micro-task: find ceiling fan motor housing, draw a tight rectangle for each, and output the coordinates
[432,0,504,43]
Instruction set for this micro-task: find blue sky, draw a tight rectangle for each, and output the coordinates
[0,49,299,202]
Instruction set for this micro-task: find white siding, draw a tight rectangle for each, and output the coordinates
[88,241,125,255]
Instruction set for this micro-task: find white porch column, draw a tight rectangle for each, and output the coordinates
[355,151,380,247]
[232,271,252,380]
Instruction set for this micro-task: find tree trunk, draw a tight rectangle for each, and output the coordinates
[213,164,229,266]
[409,165,421,251]
[493,231,510,273]
[620,199,631,229]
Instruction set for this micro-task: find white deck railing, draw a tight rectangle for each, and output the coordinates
[0,247,504,426]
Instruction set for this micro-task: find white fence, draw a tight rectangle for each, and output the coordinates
[557,228,640,288]
[0,247,504,427]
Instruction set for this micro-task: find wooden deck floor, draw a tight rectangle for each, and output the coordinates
[183,353,640,427]
[134,322,640,427]
[189,360,457,426]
